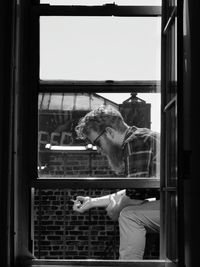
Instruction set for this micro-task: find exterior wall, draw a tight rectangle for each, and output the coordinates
[34,188,119,259]
[34,188,159,260]
[39,152,115,178]
[34,149,159,260]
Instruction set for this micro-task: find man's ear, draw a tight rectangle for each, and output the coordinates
[105,127,115,139]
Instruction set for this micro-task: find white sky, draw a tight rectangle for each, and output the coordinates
[40,16,161,81]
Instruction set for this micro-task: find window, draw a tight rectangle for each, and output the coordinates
[35,90,161,261]
[33,2,162,263]
[38,92,160,178]
[25,0,181,266]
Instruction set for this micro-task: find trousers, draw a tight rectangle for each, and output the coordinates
[118,200,160,260]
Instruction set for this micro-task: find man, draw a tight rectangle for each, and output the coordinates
[73,105,160,260]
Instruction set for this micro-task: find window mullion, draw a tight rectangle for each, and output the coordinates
[39,81,161,94]
[31,178,160,189]
[35,4,161,17]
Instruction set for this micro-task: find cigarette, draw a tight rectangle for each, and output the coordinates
[71,199,80,203]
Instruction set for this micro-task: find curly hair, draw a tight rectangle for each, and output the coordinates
[75,105,127,140]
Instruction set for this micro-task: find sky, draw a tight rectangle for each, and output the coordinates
[40,16,161,81]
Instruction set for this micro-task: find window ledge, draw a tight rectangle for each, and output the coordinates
[25,259,172,267]
[31,177,160,189]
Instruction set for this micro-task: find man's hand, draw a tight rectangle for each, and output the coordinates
[72,196,93,213]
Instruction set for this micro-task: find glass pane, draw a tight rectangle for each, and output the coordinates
[38,92,160,178]
[40,17,161,80]
[33,188,160,259]
[40,0,162,6]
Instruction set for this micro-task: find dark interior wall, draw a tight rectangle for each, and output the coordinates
[0,2,35,264]
[0,0,16,266]
[179,1,200,267]
[184,1,200,267]
[13,0,38,265]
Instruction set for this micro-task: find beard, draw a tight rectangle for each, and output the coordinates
[105,141,124,175]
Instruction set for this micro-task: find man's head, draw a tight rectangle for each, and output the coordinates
[75,105,128,174]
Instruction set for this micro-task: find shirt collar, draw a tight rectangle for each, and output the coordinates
[121,126,137,149]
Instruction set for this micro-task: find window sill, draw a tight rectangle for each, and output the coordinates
[31,177,160,189]
[25,259,173,267]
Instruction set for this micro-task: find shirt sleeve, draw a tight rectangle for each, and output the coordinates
[106,191,144,221]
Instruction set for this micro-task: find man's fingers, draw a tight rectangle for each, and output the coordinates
[73,202,82,211]
[76,196,86,202]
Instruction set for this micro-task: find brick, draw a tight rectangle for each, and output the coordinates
[69,231,83,235]
[46,226,61,231]
[41,221,52,225]
[69,221,83,226]
[47,236,62,240]
[77,236,88,241]
[55,221,64,226]
[50,251,63,256]
[34,188,159,260]
[39,241,51,245]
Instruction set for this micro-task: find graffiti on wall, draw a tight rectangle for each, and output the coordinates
[38,110,88,150]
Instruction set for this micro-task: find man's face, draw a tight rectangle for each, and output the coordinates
[88,130,124,174]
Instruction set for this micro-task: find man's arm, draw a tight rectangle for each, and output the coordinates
[72,194,111,213]
[72,189,144,216]
[73,191,126,212]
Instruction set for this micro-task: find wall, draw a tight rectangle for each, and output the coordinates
[34,188,159,260]
[34,151,159,259]
[38,152,115,178]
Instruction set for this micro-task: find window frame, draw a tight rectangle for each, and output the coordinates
[160,0,184,266]
[26,1,182,266]
[31,4,162,181]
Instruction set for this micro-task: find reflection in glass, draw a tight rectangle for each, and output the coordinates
[38,92,160,178]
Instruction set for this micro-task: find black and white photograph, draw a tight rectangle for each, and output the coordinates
[0,0,199,267]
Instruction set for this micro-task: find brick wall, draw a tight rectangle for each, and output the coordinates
[33,188,159,259]
[36,146,159,259]
[34,188,119,259]
[38,152,116,178]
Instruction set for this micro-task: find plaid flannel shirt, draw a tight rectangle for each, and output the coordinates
[122,126,160,199]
